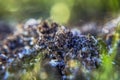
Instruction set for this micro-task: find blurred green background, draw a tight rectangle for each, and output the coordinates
[0,0,120,25]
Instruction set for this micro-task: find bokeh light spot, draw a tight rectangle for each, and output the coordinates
[40,72,48,79]
[50,3,70,24]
